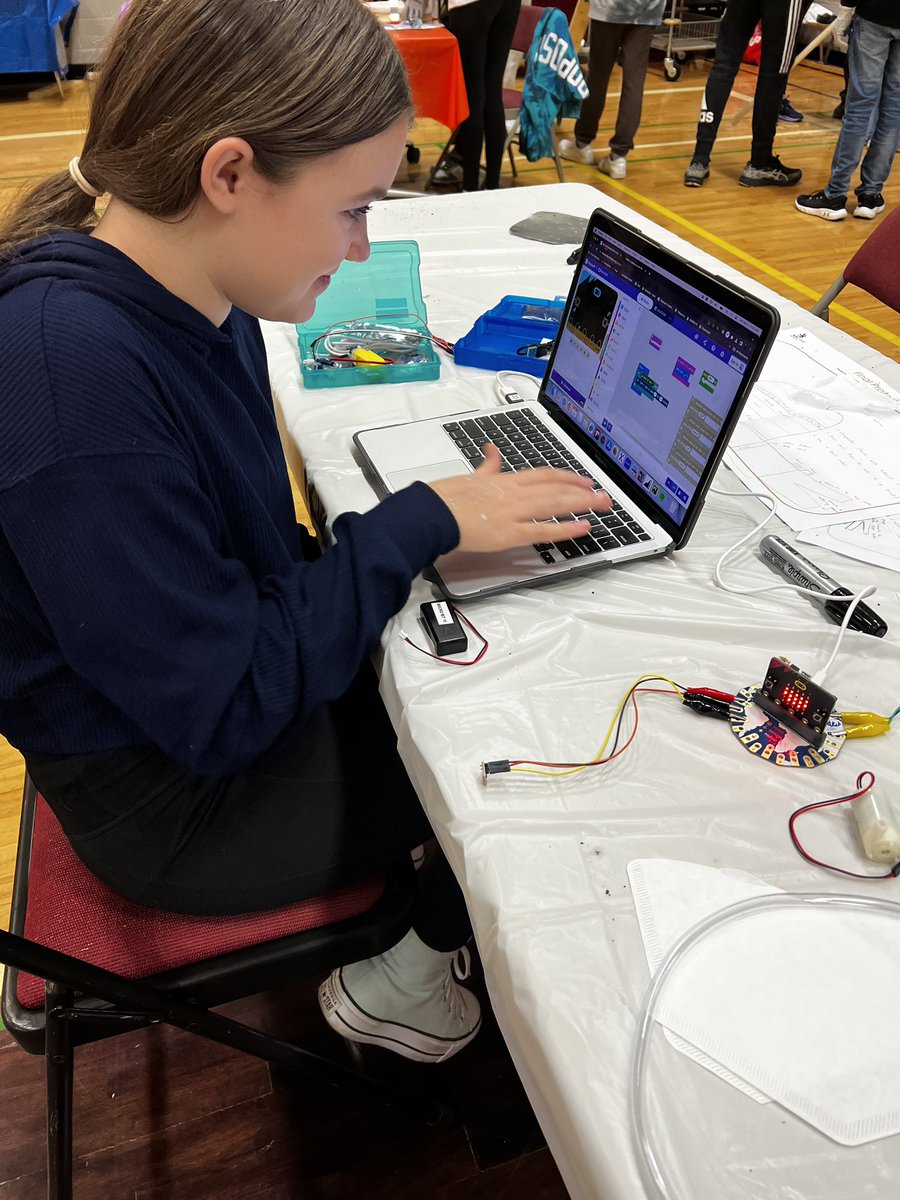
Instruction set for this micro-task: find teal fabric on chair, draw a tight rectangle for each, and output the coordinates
[518,5,589,162]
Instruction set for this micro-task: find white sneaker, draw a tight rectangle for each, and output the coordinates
[599,154,627,180]
[318,928,482,1063]
[558,138,595,165]
[431,160,463,185]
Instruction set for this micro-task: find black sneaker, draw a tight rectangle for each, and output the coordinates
[739,157,802,188]
[778,96,804,123]
[684,159,710,187]
[795,190,848,220]
[854,192,885,219]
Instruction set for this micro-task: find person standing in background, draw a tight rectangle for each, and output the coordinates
[443,0,522,191]
[796,1,898,220]
[558,0,667,179]
[684,0,805,188]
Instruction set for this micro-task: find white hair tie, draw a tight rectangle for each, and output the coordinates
[67,157,103,199]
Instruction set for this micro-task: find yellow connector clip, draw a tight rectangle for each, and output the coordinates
[351,347,389,365]
[840,711,892,739]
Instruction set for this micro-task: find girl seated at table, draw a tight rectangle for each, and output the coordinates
[0,0,597,1062]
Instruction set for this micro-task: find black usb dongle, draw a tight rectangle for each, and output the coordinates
[420,601,468,656]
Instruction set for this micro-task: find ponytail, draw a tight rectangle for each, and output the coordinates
[0,170,98,259]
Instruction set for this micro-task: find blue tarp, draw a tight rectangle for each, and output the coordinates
[0,0,80,74]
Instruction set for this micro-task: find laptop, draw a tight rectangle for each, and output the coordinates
[353,209,779,601]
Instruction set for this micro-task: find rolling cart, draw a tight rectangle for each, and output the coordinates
[652,0,726,82]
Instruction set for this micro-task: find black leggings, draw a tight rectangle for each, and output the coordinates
[25,666,472,952]
[693,0,805,166]
[445,0,522,190]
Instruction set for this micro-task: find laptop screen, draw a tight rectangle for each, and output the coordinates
[541,215,768,530]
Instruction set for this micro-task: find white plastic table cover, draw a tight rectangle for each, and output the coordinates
[262,184,900,1200]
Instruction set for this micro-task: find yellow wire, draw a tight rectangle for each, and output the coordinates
[510,675,685,779]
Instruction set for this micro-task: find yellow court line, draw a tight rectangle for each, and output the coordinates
[598,176,900,350]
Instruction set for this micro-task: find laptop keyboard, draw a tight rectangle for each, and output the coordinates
[441,409,653,563]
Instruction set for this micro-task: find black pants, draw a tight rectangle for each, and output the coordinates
[693,0,805,166]
[26,667,472,952]
[445,0,522,190]
[575,21,655,157]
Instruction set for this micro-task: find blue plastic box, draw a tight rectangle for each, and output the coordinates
[295,240,440,389]
[453,295,566,377]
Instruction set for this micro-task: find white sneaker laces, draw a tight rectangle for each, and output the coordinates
[442,946,472,1023]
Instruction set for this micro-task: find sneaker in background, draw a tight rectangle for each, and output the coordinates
[854,192,885,219]
[683,159,710,187]
[739,157,802,187]
[431,157,485,188]
[778,96,804,123]
[431,157,463,185]
[558,137,595,165]
[795,190,848,220]
[598,153,626,180]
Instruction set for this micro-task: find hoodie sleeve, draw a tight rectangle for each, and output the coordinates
[0,453,457,777]
[0,276,459,776]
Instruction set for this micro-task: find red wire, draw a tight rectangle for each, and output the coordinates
[685,686,736,703]
[788,770,897,880]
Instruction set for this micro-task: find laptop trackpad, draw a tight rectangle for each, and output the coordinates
[387,461,471,490]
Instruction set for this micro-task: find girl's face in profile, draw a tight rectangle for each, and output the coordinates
[219,117,410,324]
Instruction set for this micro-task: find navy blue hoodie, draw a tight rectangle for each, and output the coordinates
[0,233,458,775]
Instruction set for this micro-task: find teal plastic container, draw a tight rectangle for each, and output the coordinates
[295,240,440,389]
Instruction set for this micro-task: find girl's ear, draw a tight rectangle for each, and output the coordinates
[199,138,258,214]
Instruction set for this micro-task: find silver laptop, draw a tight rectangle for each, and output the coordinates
[354,209,779,601]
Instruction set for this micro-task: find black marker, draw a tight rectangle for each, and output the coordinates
[759,535,887,638]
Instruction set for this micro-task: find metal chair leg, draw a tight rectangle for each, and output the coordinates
[45,984,74,1200]
[812,275,846,322]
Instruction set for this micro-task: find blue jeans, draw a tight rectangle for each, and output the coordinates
[827,16,900,198]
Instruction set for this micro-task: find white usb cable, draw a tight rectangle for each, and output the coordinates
[709,485,876,685]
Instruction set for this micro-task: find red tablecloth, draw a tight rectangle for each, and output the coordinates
[387,25,469,131]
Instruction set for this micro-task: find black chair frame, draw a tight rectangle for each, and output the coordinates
[1,778,450,1200]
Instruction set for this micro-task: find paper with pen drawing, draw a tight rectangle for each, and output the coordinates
[799,513,900,573]
[723,329,900,533]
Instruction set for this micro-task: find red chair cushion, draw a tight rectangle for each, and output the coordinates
[502,89,523,111]
[16,796,383,1010]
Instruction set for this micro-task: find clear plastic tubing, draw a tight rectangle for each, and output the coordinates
[629,892,900,1200]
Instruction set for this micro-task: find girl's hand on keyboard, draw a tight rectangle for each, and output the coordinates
[428,444,610,553]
